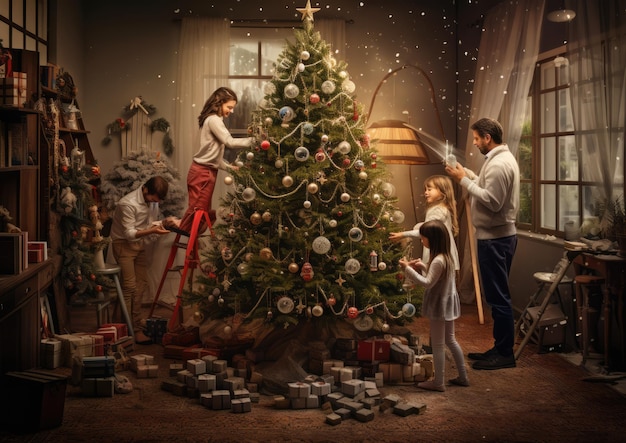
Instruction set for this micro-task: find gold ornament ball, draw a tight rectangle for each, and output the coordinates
[307,183,319,194]
[381,322,390,332]
[288,262,300,273]
[224,325,232,335]
[262,211,272,222]
[224,176,234,185]
[260,247,273,260]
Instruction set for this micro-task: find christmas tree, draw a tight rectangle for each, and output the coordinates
[187,5,421,334]
[55,151,108,301]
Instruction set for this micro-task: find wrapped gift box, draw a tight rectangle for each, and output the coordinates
[55,334,94,367]
[0,370,67,430]
[82,356,115,378]
[101,323,128,340]
[390,341,415,365]
[40,338,62,369]
[357,338,390,362]
[95,326,118,343]
[81,377,115,397]
[146,317,168,343]
[288,382,311,398]
[186,358,207,375]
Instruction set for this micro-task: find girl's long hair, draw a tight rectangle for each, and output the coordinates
[425,175,459,237]
[198,87,238,128]
[420,219,454,276]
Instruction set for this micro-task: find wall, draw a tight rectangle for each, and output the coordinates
[48,0,580,314]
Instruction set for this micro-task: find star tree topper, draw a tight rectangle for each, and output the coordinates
[297,0,320,22]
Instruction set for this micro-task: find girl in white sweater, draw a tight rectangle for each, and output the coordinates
[399,220,468,392]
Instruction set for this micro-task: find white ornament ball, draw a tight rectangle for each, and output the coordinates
[345,258,361,275]
[284,83,299,99]
[263,82,276,95]
[337,141,351,154]
[264,117,273,126]
[237,263,249,275]
[348,227,363,242]
[303,200,312,209]
[328,219,338,228]
[340,192,351,202]
[372,193,382,204]
[236,160,244,167]
[297,63,305,72]
[339,70,348,79]
[282,175,294,187]
[212,288,221,296]
[312,235,331,254]
[381,322,390,332]
[300,50,310,60]
[378,261,387,271]
[402,303,417,317]
[321,80,336,94]
[381,182,395,197]
[303,122,314,135]
[295,146,310,162]
[321,134,329,143]
[392,210,405,224]
[224,176,234,185]
[342,79,356,94]
[359,171,368,180]
[242,187,256,202]
[312,305,324,317]
[246,151,255,161]
[279,106,295,122]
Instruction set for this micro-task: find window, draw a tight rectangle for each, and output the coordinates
[0,0,48,65]
[227,26,295,135]
[520,45,625,236]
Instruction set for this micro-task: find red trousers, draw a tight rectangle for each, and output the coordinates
[179,161,217,233]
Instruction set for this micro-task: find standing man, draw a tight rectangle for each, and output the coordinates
[110,176,171,344]
[446,118,520,370]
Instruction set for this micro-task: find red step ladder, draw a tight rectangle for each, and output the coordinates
[149,209,213,331]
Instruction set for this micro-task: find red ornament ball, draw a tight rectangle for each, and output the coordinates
[342,158,351,167]
[261,140,270,150]
[365,306,374,315]
[90,273,96,281]
[310,93,320,104]
[347,307,359,319]
[96,285,103,292]
[371,153,377,160]
[61,165,69,173]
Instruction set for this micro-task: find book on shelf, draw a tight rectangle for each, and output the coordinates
[27,240,48,263]
[0,231,28,275]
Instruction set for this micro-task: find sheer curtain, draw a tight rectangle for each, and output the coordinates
[567,0,626,222]
[174,17,231,186]
[316,19,346,59]
[458,0,545,303]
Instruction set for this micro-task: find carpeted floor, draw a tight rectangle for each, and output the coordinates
[1,304,625,443]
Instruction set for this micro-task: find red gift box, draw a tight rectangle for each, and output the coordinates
[95,326,118,343]
[101,323,128,339]
[357,338,390,362]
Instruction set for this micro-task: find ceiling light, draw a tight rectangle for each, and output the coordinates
[546,9,576,23]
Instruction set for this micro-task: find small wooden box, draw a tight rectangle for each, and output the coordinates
[0,369,67,430]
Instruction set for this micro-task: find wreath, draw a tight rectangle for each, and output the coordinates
[102,96,175,156]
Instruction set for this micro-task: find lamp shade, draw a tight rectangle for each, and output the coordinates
[366,119,430,165]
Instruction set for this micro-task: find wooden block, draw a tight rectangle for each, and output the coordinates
[355,408,375,422]
[325,412,342,426]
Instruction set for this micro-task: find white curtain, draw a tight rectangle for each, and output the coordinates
[458,0,545,303]
[147,17,230,305]
[174,17,231,186]
[316,19,346,59]
[567,0,626,218]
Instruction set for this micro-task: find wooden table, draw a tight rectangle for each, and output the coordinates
[573,252,626,371]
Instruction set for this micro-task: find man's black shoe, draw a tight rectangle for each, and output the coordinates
[468,348,498,361]
[472,354,516,370]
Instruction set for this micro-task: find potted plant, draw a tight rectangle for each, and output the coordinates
[601,195,626,256]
